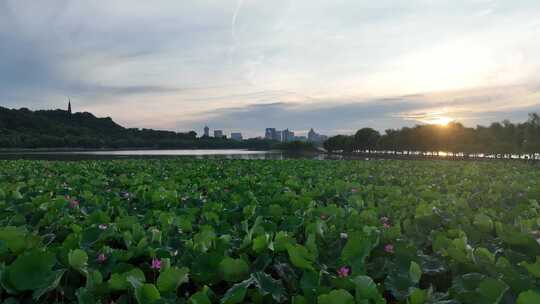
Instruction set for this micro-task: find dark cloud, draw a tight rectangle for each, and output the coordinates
[179,92,540,137]
[178,98,431,136]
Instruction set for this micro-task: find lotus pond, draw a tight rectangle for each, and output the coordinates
[0,159,540,304]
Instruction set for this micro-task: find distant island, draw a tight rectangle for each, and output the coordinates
[0,105,315,151]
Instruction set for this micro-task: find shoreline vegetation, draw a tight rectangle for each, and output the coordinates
[0,106,318,152]
[2,106,540,160]
[323,113,540,161]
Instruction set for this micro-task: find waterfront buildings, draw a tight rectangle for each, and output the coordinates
[264,127,326,143]
[308,128,328,143]
[214,130,224,138]
[231,132,243,141]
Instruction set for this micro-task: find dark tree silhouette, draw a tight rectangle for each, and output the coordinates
[0,106,288,150]
[325,113,540,158]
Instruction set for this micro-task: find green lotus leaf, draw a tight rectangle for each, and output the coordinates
[251,272,286,303]
[109,268,145,291]
[5,250,56,292]
[219,258,249,283]
[409,261,422,284]
[134,283,161,304]
[0,227,29,254]
[520,257,540,278]
[317,289,355,304]
[157,266,189,292]
[221,277,254,304]
[68,249,88,271]
[352,275,385,304]
[517,290,540,304]
[287,244,315,271]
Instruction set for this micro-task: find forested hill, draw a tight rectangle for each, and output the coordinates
[0,106,202,148]
[0,107,124,135]
[0,107,279,149]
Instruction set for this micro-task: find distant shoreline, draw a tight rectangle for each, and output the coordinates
[0,147,274,153]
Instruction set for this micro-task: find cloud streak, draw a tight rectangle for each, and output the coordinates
[178,83,540,137]
[1,1,540,135]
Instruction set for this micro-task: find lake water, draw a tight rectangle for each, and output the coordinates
[0,149,325,160]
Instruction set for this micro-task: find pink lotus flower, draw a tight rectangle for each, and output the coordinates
[69,199,79,208]
[337,266,350,278]
[97,253,107,263]
[383,223,391,229]
[99,224,108,230]
[351,188,359,193]
[384,244,395,254]
[151,258,162,270]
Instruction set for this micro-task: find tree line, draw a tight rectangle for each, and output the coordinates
[0,107,294,150]
[323,113,540,158]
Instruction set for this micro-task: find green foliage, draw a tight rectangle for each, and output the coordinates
[157,267,189,292]
[68,249,88,272]
[287,244,316,271]
[0,227,30,254]
[109,268,146,291]
[219,258,249,282]
[517,290,540,304]
[450,273,509,304]
[341,232,375,273]
[520,257,540,278]
[0,158,539,303]
[318,289,355,304]
[134,283,161,303]
[325,113,540,156]
[473,214,494,233]
[0,106,278,149]
[2,250,57,292]
[352,275,386,304]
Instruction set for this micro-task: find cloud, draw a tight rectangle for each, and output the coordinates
[178,82,540,137]
[175,98,430,137]
[1,1,540,134]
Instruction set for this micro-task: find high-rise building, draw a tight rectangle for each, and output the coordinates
[214,130,224,138]
[203,126,210,137]
[282,129,294,142]
[308,128,317,142]
[231,132,243,141]
[265,128,299,142]
[308,128,328,143]
[265,128,276,140]
[275,130,282,142]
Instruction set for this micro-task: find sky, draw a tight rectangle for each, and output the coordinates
[1,0,540,137]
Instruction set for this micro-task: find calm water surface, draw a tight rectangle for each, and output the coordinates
[0,149,326,160]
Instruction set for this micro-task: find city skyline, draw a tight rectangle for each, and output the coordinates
[202,124,326,141]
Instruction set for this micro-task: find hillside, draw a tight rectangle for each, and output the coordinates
[0,107,284,150]
[0,107,196,149]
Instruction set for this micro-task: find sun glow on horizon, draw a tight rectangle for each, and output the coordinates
[428,116,455,126]
[400,110,456,126]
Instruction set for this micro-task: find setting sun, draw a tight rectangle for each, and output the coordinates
[429,116,455,126]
